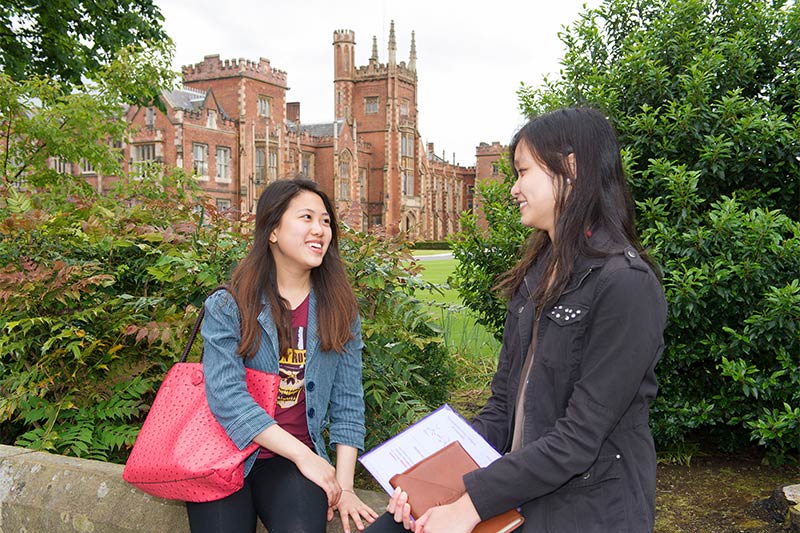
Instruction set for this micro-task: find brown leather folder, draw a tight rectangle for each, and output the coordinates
[389,441,524,533]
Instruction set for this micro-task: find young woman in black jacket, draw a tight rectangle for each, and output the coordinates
[368,107,667,532]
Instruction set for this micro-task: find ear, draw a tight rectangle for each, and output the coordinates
[566,153,577,181]
[269,230,278,244]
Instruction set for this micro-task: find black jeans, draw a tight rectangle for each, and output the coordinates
[185,456,327,533]
[363,512,408,532]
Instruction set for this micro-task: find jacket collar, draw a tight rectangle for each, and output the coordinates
[522,227,627,296]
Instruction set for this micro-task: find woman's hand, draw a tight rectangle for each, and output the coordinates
[386,486,414,530]
[295,448,341,506]
[413,493,480,533]
[331,489,379,532]
[254,425,341,506]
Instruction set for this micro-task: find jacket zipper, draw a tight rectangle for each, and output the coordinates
[510,266,595,450]
[560,266,595,296]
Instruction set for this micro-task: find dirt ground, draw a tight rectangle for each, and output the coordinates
[655,451,800,532]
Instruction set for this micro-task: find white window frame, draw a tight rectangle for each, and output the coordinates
[192,143,209,179]
[339,159,350,200]
[268,147,278,182]
[258,95,271,118]
[255,147,266,184]
[145,107,155,128]
[301,153,312,177]
[216,146,231,182]
[365,96,379,114]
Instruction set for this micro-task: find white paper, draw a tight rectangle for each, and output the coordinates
[359,404,502,494]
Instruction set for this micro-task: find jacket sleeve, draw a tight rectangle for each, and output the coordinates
[201,290,276,449]
[463,267,667,519]
[326,315,366,451]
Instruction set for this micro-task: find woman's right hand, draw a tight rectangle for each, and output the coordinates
[386,486,414,530]
[254,425,342,506]
[296,447,342,506]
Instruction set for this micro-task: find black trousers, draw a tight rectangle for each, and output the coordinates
[363,512,408,532]
[186,456,328,533]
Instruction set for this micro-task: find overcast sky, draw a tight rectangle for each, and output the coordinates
[155,0,598,166]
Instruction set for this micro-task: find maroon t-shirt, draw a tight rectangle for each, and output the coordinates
[259,294,313,458]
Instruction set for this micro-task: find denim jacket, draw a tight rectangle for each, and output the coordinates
[200,288,366,476]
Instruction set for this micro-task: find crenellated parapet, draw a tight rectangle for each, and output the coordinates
[353,62,416,82]
[476,141,506,155]
[333,29,355,43]
[182,54,287,87]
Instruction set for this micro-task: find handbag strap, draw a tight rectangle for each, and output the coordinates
[178,285,232,363]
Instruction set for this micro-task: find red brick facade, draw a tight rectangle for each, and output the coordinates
[475,141,508,230]
[80,23,505,240]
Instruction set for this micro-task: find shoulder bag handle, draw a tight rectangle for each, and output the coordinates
[178,285,234,363]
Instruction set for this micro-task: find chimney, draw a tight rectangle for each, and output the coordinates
[287,102,300,123]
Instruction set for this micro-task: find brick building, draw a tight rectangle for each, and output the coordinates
[86,23,505,239]
[474,141,508,230]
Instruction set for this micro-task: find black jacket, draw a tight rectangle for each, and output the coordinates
[464,237,667,532]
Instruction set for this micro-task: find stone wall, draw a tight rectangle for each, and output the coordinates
[0,445,386,532]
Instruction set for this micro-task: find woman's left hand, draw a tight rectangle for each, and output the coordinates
[330,489,380,533]
[413,493,481,533]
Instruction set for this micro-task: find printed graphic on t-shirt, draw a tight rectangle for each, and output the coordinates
[277,326,306,408]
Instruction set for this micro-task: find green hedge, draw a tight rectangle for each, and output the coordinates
[0,173,453,461]
[412,241,451,250]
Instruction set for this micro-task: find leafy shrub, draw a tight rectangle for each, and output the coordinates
[0,175,453,461]
[0,173,244,461]
[342,229,454,450]
[411,241,451,250]
[450,0,800,464]
[638,162,800,463]
[450,170,529,341]
[522,0,800,216]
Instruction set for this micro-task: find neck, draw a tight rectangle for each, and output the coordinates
[276,268,311,309]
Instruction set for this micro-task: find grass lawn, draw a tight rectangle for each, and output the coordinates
[411,249,453,257]
[414,254,500,403]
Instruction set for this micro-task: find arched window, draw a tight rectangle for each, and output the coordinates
[339,151,351,200]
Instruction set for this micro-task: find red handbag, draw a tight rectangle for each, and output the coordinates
[123,288,279,502]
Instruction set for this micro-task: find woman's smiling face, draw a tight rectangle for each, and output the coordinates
[268,190,332,274]
[510,140,558,239]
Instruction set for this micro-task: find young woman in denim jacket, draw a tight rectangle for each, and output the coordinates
[188,178,378,532]
[369,108,667,532]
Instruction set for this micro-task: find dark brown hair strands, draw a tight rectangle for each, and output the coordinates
[494,107,660,307]
[229,177,357,359]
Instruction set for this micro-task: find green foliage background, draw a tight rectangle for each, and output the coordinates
[0,172,453,461]
[0,46,453,461]
[452,0,800,464]
[0,0,169,97]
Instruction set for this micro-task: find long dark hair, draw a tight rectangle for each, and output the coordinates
[230,177,357,359]
[495,107,659,305]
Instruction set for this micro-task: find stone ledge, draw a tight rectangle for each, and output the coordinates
[0,444,387,532]
[761,483,800,532]
[786,484,800,531]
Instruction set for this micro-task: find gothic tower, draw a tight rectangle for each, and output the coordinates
[332,22,420,236]
[333,30,355,121]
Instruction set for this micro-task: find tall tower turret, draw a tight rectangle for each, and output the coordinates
[409,31,417,71]
[333,29,355,120]
[370,35,379,64]
[388,20,396,65]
